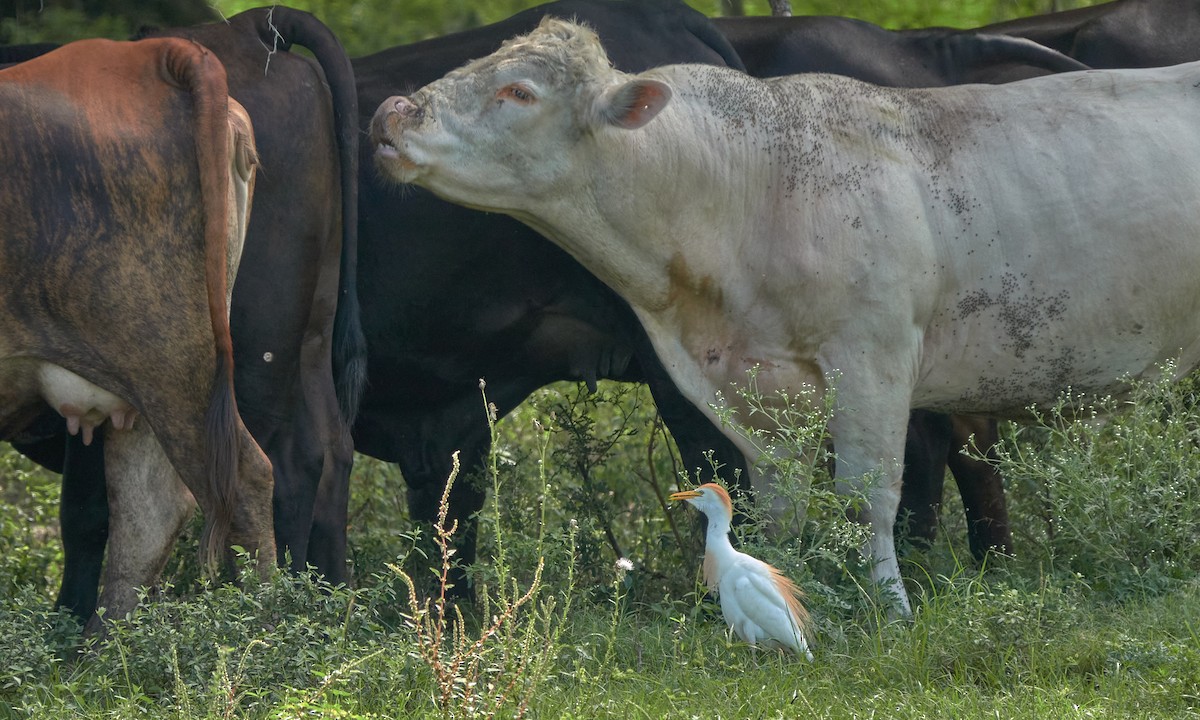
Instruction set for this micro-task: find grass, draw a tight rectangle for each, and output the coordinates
[4,370,1200,718]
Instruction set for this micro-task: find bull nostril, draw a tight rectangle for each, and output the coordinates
[393,97,424,120]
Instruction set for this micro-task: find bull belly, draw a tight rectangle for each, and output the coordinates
[913,329,1200,418]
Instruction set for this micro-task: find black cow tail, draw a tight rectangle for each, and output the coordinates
[255,6,367,425]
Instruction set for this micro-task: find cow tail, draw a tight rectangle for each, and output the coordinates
[255,6,367,425]
[160,39,238,575]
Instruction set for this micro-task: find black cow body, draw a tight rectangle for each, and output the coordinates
[16,6,364,621]
[714,14,1088,83]
[982,0,1200,68]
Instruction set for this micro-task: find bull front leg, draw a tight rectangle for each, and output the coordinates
[827,374,914,619]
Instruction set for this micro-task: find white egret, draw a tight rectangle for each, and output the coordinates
[671,483,814,661]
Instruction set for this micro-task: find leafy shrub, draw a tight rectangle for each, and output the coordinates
[67,567,407,716]
[986,363,1200,599]
[488,381,694,605]
[0,587,78,699]
[0,449,63,600]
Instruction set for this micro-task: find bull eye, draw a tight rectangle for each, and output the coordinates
[497,83,535,105]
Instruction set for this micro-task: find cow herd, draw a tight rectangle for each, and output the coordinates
[2,0,1198,630]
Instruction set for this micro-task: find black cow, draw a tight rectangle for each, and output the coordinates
[982,0,1200,68]
[16,6,365,622]
[714,14,1088,83]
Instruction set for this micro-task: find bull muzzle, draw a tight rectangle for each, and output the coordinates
[370,95,428,175]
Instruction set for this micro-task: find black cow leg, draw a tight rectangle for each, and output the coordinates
[897,410,954,550]
[268,436,321,577]
[946,416,1013,561]
[307,440,354,586]
[54,433,109,623]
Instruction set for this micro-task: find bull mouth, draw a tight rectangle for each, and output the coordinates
[374,135,399,158]
[370,129,421,177]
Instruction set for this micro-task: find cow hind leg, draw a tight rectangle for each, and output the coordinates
[946,416,1013,560]
[306,366,355,586]
[307,440,353,585]
[265,377,352,584]
[90,421,195,635]
[137,367,275,582]
[55,433,109,623]
[227,419,276,578]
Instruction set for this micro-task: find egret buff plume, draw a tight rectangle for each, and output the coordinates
[671,483,814,661]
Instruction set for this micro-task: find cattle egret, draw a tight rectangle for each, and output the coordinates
[670,483,814,661]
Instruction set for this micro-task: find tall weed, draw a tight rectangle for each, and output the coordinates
[391,383,576,719]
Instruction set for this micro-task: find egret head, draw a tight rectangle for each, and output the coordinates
[669,482,734,525]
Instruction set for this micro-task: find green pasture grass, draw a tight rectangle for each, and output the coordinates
[5,364,1200,718]
[4,571,1199,718]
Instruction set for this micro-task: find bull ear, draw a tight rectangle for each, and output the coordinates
[597,78,671,130]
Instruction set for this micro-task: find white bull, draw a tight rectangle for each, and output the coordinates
[370,17,1200,616]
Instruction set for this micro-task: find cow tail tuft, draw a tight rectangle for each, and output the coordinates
[201,352,238,573]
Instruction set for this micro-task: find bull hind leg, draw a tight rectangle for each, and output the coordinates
[91,421,195,634]
[134,363,276,581]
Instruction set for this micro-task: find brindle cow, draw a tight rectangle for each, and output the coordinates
[0,37,273,633]
[8,7,364,623]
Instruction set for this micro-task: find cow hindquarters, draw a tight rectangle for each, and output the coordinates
[91,422,195,634]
